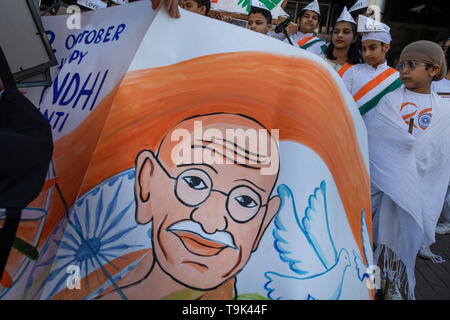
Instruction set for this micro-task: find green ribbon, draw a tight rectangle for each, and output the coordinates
[359,77,403,115]
[12,237,39,261]
[301,38,326,50]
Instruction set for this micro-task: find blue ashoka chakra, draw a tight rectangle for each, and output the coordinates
[418,113,432,129]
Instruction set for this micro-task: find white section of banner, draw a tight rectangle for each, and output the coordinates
[236,141,372,300]
[211,0,248,14]
[26,1,155,141]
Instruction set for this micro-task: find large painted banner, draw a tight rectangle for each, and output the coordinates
[1,1,373,300]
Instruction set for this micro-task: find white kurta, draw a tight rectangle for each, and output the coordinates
[283,32,327,56]
[320,54,344,72]
[267,30,285,41]
[367,87,450,299]
[342,61,401,124]
[431,77,450,100]
[400,89,433,136]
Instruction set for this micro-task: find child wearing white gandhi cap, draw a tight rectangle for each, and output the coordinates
[348,0,373,24]
[283,0,328,56]
[341,15,402,124]
[321,7,363,76]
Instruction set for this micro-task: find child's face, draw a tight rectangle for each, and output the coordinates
[182,0,206,15]
[247,13,271,35]
[443,40,450,56]
[443,40,450,67]
[298,10,319,34]
[399,60,439,92]
[332,22,356,49]
[362,40,389,68]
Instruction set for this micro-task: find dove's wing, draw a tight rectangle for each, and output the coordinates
[264,272,316,300]
[353,211,374,282]
[300,181,337,270]
[360,210,374,266]
[353,249,367,281]
[273,184,326,276]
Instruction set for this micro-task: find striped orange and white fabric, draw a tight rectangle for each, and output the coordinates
[297,35,316,48]
[352,67,402,115]
[296,35,327,54]
[337,63,353,78]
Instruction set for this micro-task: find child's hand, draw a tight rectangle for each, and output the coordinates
[151,0,180,18]
[287,22,298,35]
[208,11,235,23]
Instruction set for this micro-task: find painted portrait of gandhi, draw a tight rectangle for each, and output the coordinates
[98,113,281,299]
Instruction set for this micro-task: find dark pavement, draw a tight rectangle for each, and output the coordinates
[414,233,450,300]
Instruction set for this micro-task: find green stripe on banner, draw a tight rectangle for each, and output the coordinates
[359,77,403,115]
[13,237,39,261]
[237,293,269,300]
[259,0,276,10]
[301,39,325,50]
[321,44,328,54]
[239,0,252,12]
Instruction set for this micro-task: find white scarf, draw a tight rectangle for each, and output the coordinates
[367,87,450,298]
[369,87,450,241]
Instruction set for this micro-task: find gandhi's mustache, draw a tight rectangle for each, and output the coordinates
[167,220,237,250]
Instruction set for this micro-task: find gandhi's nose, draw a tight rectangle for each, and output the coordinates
[190,191,228,234]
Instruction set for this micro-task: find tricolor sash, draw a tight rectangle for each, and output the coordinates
[297,36,315,47]
[354,67,403,115]
[297,36,326,51]
[337,63,353,78]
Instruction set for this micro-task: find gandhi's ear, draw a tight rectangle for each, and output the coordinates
[252,195,281,252]
[135,150,158,224]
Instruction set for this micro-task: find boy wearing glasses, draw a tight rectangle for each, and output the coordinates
[366,40,450,300]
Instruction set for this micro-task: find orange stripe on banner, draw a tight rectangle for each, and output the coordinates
[297,36,315,48]
[353,68,397,102]
[1,270,13,288]
[337,63,353,77]
[40,178,58,193]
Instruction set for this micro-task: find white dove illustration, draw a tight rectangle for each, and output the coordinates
[353,209,376,288]
[264,181,351,300]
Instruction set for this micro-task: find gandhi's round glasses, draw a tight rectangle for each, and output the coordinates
[396,60,431,72]
[170,168,267,223]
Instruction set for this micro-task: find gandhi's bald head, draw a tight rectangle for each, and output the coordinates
[158,113,279,176]
[134,113,281,290]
